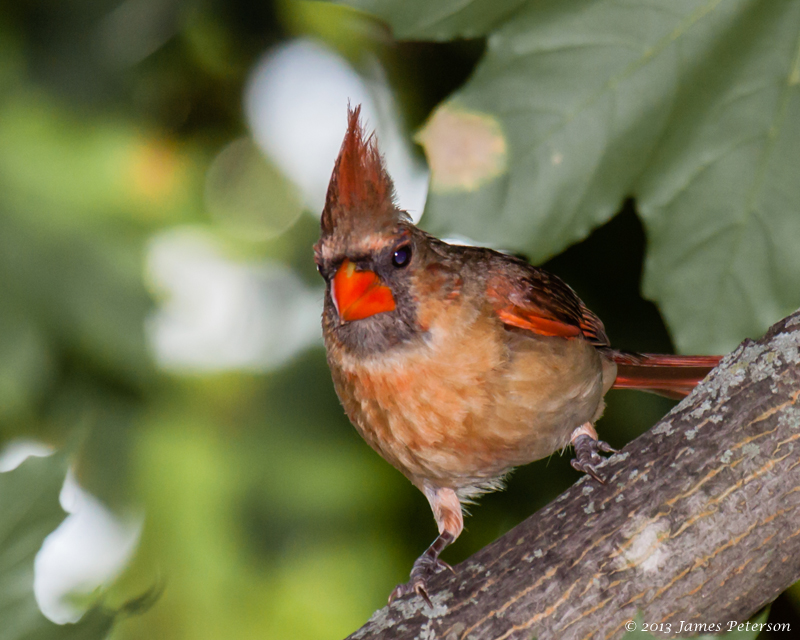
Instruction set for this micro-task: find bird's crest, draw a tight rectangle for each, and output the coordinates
[321,105,405,238]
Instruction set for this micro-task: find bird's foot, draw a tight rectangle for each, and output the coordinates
[570,423,617,484]
[388,555,454,606]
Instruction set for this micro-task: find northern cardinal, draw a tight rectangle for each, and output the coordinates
[314,106,721,604]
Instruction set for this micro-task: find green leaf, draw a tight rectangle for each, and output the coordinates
[0,454,114,640]
[341,0,800,353]
[334,0,528,39]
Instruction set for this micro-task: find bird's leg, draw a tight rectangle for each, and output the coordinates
[570,422,617,483]
[389,486,462,606]
[389,531,455,606]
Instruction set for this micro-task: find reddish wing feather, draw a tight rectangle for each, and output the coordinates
[486,259,609,345]
[494,307,582,338]
[577,300,610,347]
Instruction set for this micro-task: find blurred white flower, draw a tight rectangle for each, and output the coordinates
[145,227,323,372]
[0,439,53,472]
[34,471,142,624]
[244,38,428,221]
[0,442,141,626]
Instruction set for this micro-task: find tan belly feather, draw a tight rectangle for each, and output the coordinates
[330,303,605,493]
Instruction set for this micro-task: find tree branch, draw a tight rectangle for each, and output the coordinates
[347,310,800,640]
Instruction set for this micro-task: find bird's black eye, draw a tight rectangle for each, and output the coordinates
[392,244,412,268]
[315,262,329,281]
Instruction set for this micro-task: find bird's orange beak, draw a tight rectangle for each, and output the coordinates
[331,259,396,322]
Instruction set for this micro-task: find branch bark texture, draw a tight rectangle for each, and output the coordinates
[348,310,800,640]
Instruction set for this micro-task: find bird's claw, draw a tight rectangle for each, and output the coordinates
[388,556,452,606]
[571,434,616,484]
[388,579,433,607]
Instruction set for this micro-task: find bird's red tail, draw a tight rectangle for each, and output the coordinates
[609,352,722,400]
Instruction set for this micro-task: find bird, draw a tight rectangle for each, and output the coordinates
[314,105,721,605]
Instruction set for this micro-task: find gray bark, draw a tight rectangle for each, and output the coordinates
[347,310,800,640]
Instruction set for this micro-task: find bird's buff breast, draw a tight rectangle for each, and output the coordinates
[327,305,604,491]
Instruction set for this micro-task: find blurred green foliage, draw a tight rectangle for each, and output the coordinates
[0,1,797,640]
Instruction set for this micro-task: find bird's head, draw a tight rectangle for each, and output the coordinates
[314,105,422,354]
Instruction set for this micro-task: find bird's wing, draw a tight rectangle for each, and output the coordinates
[485,259,609,347]
[483,255,722,398]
